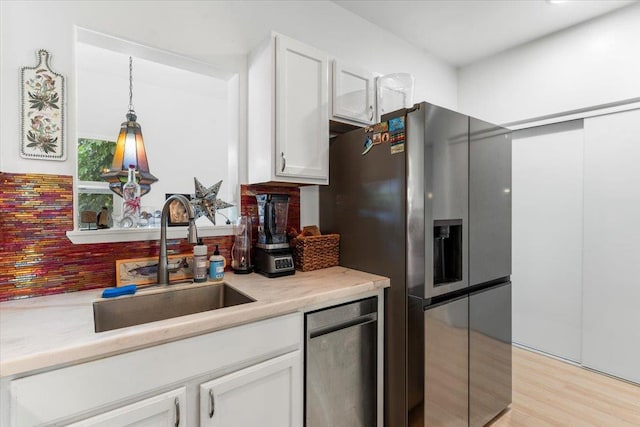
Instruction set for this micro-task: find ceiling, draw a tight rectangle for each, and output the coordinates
[332,0,637,67]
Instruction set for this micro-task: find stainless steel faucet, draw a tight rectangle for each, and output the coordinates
[158,194,199,285]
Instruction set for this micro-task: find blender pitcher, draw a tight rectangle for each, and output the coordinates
[256,194,290,247]
[231,216,252,274]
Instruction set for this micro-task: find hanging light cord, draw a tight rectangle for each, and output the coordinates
[128,56,134,113]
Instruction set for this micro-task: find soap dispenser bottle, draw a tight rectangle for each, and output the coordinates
[193,239,208,283]
[209,244,226,282]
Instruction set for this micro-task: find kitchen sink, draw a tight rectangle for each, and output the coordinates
[93,283,255,332]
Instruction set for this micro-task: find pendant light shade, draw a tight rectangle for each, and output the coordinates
[101,57,157,197]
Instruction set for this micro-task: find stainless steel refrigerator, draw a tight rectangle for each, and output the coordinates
[320,102,512,427]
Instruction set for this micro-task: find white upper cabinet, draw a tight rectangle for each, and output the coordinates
[248,33,329,185]
[331,60,376,126]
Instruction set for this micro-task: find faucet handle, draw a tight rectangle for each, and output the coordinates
[187,218,199,244]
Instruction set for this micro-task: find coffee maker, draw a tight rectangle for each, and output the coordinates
[254,194,295,277]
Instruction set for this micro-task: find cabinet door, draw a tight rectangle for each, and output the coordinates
[68,388,185,427]
[200,351,302,427]
[332,60,376,125]
[275,35,329,182]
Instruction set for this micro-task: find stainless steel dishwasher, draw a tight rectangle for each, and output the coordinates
[305,296,378,427]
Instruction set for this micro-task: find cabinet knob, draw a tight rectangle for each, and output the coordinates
[369,105,374,121]
[174,397,180,427]
[281,152,287,172]
[209,389,216,418]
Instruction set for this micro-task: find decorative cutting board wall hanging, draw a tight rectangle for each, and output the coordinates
[20,49,66,160]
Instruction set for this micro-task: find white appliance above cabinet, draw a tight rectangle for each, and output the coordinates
[377,73,415,118]
[331,60,376,126]
[248,33,329,185]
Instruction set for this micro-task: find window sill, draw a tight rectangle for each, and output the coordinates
[66,225,234,244]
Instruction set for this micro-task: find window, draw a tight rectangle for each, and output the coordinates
[76,138,118,229]
[70,28,240,243]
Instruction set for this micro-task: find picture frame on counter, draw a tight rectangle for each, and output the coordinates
[116,255,193,286]
[165,193,192,226]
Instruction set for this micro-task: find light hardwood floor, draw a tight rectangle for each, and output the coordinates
[489,346,640,426]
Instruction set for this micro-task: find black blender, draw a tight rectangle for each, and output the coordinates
[254,194,295,277]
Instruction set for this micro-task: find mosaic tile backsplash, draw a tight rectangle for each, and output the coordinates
[0,173,300,302]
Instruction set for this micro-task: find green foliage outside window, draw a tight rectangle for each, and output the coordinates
[77,138,116,181]
[77,138,117,221]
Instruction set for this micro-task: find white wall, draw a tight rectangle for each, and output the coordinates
[0,0,457,176]
[457,3,640,125]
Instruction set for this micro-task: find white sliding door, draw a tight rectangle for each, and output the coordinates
[512,121,584,362]
[582,109,640,384]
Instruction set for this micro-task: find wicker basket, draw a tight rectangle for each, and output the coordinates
[293,234,340,272]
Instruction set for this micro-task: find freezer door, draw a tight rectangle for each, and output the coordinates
[469,282,512,427]
[423,295,469,426]
[469,119,512,285]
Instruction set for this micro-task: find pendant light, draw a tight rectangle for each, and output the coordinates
[101,56,158,197]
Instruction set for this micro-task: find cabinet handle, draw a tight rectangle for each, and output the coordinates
[369,105,374,121]
[174,397,180,427]
[281,152,286,172]
[208,389,216,418]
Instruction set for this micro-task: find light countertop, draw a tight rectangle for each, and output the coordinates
[0,267,389,378]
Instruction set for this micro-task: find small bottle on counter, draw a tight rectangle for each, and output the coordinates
[193,240,208,283]
[209,244,226,282]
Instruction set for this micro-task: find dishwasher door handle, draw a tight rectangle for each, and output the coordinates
[308,313,377,339]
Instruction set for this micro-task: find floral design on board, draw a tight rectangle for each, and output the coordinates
[26,115,60,154]
[20,49,66,160]
[25,72,60,111]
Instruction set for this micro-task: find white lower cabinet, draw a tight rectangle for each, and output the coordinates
[6,313,301,427]
[200,351,302,427]
[68,388,186,427]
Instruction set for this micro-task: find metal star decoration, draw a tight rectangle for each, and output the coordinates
[191,177,234,225]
